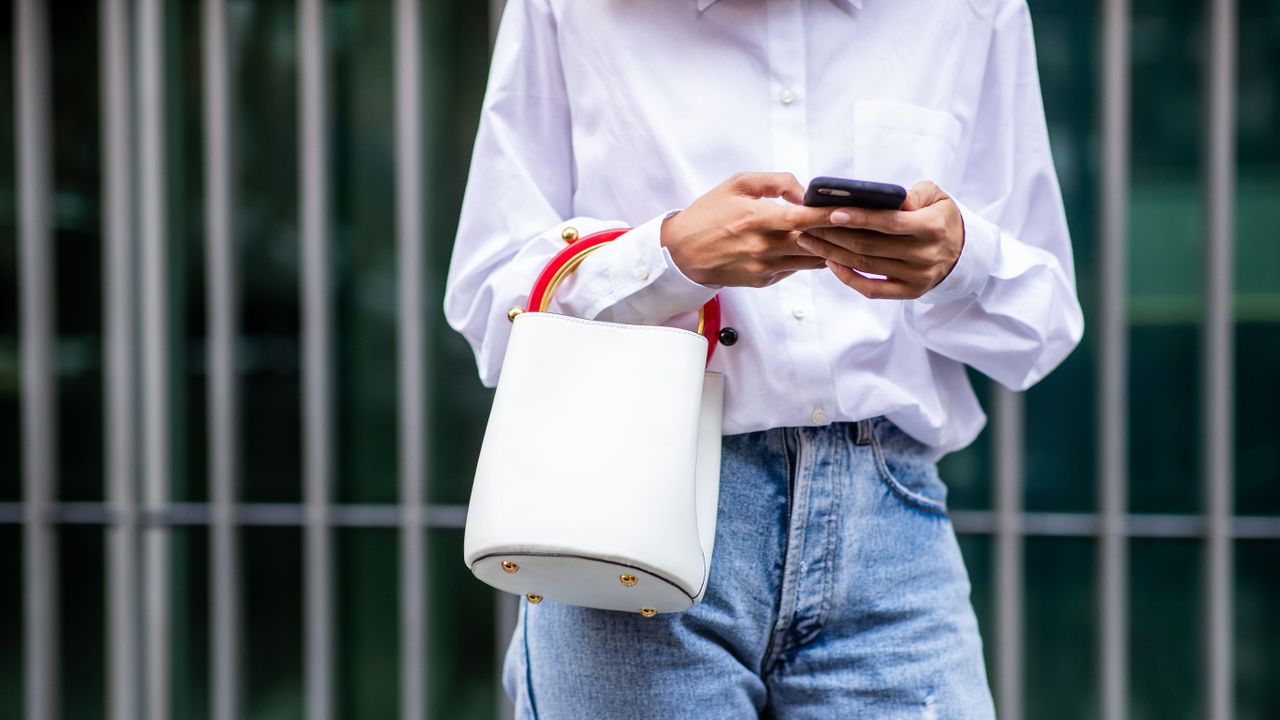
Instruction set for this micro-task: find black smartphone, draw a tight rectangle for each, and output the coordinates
[803,176,907,210]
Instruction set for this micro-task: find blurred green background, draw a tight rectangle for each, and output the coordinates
[0,0,1278,718]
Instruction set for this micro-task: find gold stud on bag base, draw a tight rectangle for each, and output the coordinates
[471,554,696,615]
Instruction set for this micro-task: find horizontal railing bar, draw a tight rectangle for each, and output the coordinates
[950,511,1280,539]
[0,503,468,529]
[1233,516,1280,540]
[2,504,1278,538]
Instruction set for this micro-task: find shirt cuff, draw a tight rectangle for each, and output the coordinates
[918,198,1000,305]
[583,210,721,323]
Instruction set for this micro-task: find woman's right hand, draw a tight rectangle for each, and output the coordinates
[660,172,836,288]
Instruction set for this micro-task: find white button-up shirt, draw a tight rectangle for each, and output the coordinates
[445,0,1084,457]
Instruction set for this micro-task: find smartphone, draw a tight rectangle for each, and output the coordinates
[803,176,907,210]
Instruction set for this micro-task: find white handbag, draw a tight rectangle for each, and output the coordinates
[463,227,725,617]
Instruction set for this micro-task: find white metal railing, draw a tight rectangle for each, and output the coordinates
[8,0,1253,719]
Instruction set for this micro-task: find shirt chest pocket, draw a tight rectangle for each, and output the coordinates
[851,101,963,193]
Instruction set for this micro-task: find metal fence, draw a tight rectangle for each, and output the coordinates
[7,0,1276,719]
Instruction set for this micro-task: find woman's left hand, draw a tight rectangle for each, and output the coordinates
[795,180,964,300]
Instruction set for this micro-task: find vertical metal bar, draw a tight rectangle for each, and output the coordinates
[203,1,240,718]
[137,0,172,715]
[1099,1,1130,719]
[993,387,1024,720]
[101,0,139,717]
[15,0,57,717]
[395,0,427,718]
[488,0,506,47]
[299,0,334,717]
[1204,0,1236,718]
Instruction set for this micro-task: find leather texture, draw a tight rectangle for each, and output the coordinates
[464,311,723,614]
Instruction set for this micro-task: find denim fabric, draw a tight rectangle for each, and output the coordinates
[502,418,995,719]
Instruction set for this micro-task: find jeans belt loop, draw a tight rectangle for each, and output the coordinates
[854,418,874,446]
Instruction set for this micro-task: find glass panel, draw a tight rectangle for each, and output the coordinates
[1236,540,1280,718]
[51,0,103,502]
[243,527,303,719]
[59,526,105,719]
[176,0,208,504]
[331,0,398,505]
[938,372,992,511]
[426,0,495,507]
[1129,323,1200,512]
[1024,537,1097,719]
[428,529,497,719]
[1128,0,1206,514]
[0,0,18,501]
[1023,0,1099,513]
[173,527,210,719]
[1129,538,1203,719]
[337,528,398,718]
[955,534,995,681]
[233,0,302,504]
[1234,0,1280,516]
[0,527,20,718]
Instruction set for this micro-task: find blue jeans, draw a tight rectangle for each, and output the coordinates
[503,418,995,719]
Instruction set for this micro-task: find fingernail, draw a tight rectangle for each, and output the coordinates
[825,260,838,271]
[830,210,850,224]
[796,236,812,249]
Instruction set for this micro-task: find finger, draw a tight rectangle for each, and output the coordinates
[796,234,919,281]
[826,206,916,235]
[830,204,954,249]
[802,228,923,263]
[729,171,806,204]
[755,231,837,258]
[825,260,916,299]
[757,203,838,232]
[901,180,947,212]
[770,253,830,272]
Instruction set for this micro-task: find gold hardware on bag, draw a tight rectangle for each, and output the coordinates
[507,306,524,323]
[526,593,543,604]
[561,226,579,242]
[537,242,710,334]
[501,560,519,573]
[639,607,657,618]
[619,574,637,587]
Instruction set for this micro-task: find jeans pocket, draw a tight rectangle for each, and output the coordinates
[868,419,949,515]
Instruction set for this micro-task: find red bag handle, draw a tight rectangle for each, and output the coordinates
[512,227,721,366]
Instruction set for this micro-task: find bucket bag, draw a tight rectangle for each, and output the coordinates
[463,227,725,617]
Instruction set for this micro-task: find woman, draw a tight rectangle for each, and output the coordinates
[445,0,1082,716]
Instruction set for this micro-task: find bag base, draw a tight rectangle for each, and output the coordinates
[471,551,697,615]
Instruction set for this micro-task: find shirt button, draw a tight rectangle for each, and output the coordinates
[779,87,797,105]
[811,408,828,424]
[634,264,649,280]
[791,304,807,320]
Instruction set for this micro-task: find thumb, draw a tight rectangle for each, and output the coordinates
[729,172,806,204]
[901,180,947,212]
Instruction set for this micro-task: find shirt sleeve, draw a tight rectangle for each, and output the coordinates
[907,0,1084,391]
[443,0,718,388]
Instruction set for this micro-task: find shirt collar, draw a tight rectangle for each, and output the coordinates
[696,0,861,13]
